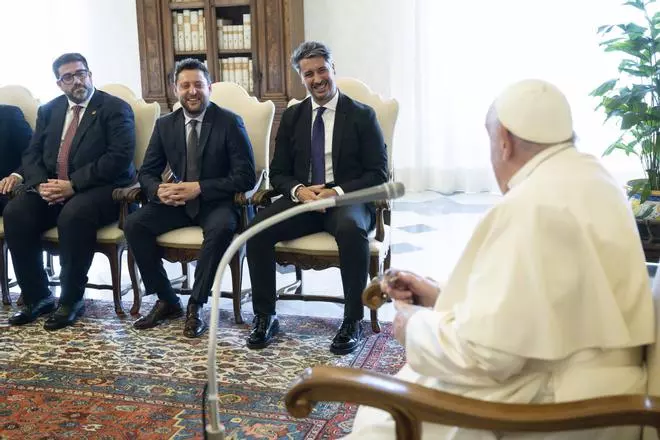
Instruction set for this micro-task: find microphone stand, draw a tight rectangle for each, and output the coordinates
[204,196,337,439]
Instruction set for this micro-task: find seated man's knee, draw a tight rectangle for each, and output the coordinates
[57,206,90,233]
[4,195,33,226]
[203,224,235,246]
[122,211,142,241]
[334,216,365,240]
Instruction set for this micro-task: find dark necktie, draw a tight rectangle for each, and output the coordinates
[311,106,326,185]
[57,105,82,180]
[185,119,200,218]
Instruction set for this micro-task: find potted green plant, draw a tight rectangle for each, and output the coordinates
[591,0,660,224]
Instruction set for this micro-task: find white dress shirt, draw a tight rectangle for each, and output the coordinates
[291,91,345,201]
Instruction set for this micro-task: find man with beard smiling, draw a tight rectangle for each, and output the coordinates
[245,41,388,355]
[5,52,136,330]
[123,58,256,338]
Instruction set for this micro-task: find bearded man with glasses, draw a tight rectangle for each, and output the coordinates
[5,52,136,330]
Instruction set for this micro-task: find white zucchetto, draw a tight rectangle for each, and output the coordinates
[495,79,573,144]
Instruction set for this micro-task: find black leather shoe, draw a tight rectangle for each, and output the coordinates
[183,302,208,338]
[8,296,56,326]
[330,319,364,355]
[133,300,184,330]
[246,314,279,349]
[43,300,86,331]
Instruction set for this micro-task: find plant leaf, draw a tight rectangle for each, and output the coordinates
[590,79,618,96]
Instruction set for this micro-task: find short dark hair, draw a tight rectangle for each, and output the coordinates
[52,53,89,79]
[290,41,333,74]
[173,58,212,85]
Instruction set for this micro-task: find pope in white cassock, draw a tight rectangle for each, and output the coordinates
[343,79,655,439]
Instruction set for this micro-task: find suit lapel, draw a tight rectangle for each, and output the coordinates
[197,104,214,167]
[69,91,102,158]
[332,93,347,172]
[174,110,186,180]
[298,99,313,183]
[50,98,68,156]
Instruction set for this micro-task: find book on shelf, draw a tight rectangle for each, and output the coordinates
[172,9,206,53]
[216,13,251,50]
[219,57,253,93]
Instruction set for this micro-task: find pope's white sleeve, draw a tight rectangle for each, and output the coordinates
[405,308,526,386]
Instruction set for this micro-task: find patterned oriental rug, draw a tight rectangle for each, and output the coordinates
[0,295,405,439]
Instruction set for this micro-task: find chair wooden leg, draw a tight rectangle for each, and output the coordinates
[370,309,381,333]
[127,249,142,316]
[295,266,303,295]
[369,255,381,333]
[107,245,125,316]
[45,252,55,278]
[230,252,244,324]
[384,248,392,272]
[181,262,190,290]
[1,238,10,306]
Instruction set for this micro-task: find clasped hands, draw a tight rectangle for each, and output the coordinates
[295,184,337,212]
[0,175,20,195]
[38,179,75,204]
[157,181,201,206]
[381,269,442,346]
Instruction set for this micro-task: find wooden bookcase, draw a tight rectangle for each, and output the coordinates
[135,0,306,148]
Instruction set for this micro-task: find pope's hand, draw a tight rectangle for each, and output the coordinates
[380,269,441,308]
[392,300,425,346]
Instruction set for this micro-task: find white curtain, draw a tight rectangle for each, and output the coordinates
[387,0,647,193]
[0,0,141,102]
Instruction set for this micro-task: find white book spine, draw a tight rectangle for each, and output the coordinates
[183,9,192,52]
[177,13,185,53]
[222,59,230,82]
[173,12,179,52]
[190,10,199,51]
[248,58,253,93]
[198,11,206,51]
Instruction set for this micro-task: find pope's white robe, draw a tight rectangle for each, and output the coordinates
[344,143,655,439]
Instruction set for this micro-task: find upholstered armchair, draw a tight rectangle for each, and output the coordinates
[121,82,274,323]
[38,84,160,315]
[250,78,399,333]
[0,85,40,305]
[285,275,660,440]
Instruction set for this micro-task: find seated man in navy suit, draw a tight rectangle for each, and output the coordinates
[5,52,136,330]
[0,104,32,212]
[246,41,388,355]
[124,58,256,338]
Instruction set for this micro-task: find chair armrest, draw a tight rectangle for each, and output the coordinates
[112,182,144,204]
[286,366,660,440]
[112,183,143,230]
[374,199,391,241]
[251,188,279,207]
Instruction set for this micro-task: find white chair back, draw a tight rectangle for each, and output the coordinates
[644,266,660,439]
[288,78,399,174]
[0,85,40,130]
[99,84,160,169]
[173,82,275,177]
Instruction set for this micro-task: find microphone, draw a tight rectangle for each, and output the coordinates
[333,182,405,207]
[203,181,405,439]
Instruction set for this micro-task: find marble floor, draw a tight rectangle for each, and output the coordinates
[5,191,499,323]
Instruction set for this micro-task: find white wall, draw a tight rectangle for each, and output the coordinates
[0,0,141,102]
[303,0,396,98]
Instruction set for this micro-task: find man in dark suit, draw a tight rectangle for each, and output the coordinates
[0,105,32,212]
[124,58,256,338]
[246,41,388,354]
[5,53,136,330]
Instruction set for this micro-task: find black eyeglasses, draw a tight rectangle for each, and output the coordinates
[59,69,90,84]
